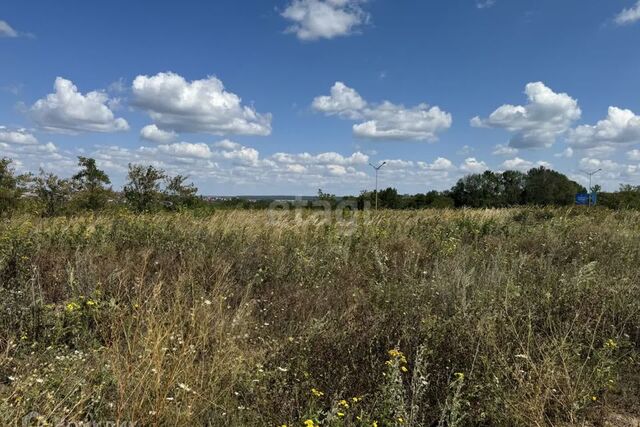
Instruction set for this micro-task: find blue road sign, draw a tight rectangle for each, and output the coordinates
[576,193,597,206]
[576,193,589,205]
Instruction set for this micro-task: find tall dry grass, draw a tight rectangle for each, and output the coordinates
[1,208,639,426]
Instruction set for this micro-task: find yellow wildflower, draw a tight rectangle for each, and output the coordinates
[339,399,349,408]
[337,412,345,417]
[388,348,407,364]
[401,366,408,373]
[372,422,378,427]
[65,302,80,312]
[311,388,324,397]
[303,420,316,427]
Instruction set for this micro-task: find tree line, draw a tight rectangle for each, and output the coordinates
[3,155,640,216]
[328,168,640,210]
[0,156,201,216]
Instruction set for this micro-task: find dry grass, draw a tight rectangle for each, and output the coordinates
[1,208,639,426]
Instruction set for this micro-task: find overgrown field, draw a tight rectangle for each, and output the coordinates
[1,209,639,426]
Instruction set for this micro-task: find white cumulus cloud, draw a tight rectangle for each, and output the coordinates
[311,82,367,118]
[217,144,260,166]
[313,82,452,141]
[578,157,620,173]
[501,157,551,172]
[140,124,178,143]
[627,149,640,161]
[132,72,271,136]
[0,20,18,37]
[568,106,640,149]
[271,150,369,166]
[555,147,574,158]
[418,157,456,171]
[156,142,213,159]
[0,127,38,145]
[492,144,518,156]
[460,157,488,174]
[30,77,129,133]
[282,0,369,41]
[615,1,640,26]
[472,82,581,148]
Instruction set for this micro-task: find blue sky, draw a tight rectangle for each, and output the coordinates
[1,0,640,195]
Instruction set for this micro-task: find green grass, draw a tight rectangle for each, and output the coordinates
[1,208,639,426]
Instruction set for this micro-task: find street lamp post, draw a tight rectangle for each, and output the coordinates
[582,168,602,207]
[369,162,386,210]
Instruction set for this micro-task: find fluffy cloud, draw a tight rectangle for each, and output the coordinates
[271,150,369,166]
[500,157,551,172]
[0,127,38,145]
[217,144,260,166]
[372,156,469,190]
[140,124,178,143]
[615,1,640,26]
[0,20,18,37]
[155,142,213,159]
[569,156,640,190]
[313,82,452,141]
[492,144,518,156]
[567,107,640,149]
[132,72,271,136]
[311,82,367,118]
[578,157,621,174]
[213,139,242,150]
[87,141,376,190]
[418,157,456,171]
[555,147,574,158]
[282,0,368,41]
[0,139,76,176]
[460,157,488,174]
[472,82,581,148]
[30,77,129,133]
[627,149,640,161]
[5,131,490,193]
[353,102,452,141]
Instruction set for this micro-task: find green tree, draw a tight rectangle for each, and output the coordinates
[72,156,111,210]
[0,158,26,215]
[600,185,640,209]
[378,187,400,209]
[32,170,74,217]
[424,190,455,208]
[523,167,585,206]
[164,175,199,208]
[451,171,503,208]
[500,170,526,206]
[123,164,166,212]
[317,188,337,208]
